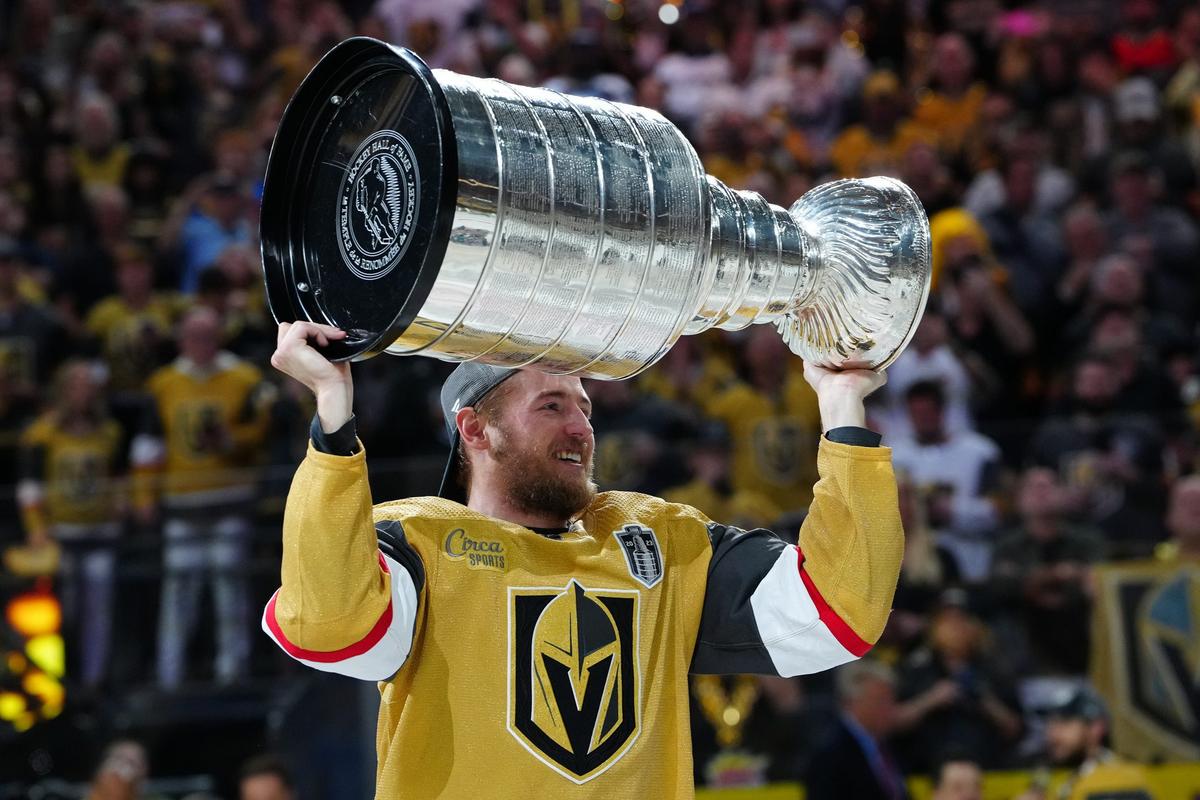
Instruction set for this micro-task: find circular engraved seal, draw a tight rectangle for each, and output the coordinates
[336,129,421,281]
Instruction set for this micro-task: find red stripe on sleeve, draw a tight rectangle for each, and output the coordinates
[265,552,394,663]
[795,547,872,657]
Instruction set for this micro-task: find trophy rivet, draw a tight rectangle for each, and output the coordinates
[297,282,310,292]
[330,95,342,106]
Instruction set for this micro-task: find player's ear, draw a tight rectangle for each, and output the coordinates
[457,407,489,452]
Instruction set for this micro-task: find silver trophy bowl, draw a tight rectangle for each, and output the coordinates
[261,38,931,377]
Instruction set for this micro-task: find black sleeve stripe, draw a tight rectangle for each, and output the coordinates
[690,522,788,676]
[376,519,426,594]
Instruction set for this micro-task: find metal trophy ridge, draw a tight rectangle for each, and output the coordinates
[261,37,931,377]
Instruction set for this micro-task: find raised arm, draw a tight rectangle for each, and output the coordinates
[692,364,903,677]
[262,322,423,681]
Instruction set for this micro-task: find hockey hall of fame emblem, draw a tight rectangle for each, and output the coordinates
[336,129,420,281]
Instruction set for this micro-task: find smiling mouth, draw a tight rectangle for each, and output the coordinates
[554,450,583,465]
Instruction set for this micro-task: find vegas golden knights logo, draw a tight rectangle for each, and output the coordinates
[508,581,640,783]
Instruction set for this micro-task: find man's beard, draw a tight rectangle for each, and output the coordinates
[491,424,597,522]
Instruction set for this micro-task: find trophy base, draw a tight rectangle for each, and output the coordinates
[260,37,459,361]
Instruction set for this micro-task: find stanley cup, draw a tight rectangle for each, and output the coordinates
[261,38,931,378]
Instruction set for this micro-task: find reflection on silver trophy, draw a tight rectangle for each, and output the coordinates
[261,38,931,376]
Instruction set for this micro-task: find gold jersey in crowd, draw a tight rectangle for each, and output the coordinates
[134,354,270,508]
[85,293,186,393]
[19,414,124,529]
[702,370,822,513]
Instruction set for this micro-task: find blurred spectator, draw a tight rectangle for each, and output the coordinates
[899,139,958,216]
[1030,355,1166,556]
[123,145,173,246]
[637,335,735,409]
[1110,0,1176,80]
[653,13,737,132]
[876,305,974,441]
[977,150,1068,319]
[162,174,255,295]
[829,70,932,178]
[71,94,130,192]
[881,472,960,654]
[932,211,1036,452]
[701,326,821,514]
[991,468,1103,676]
[1155,474,1200,563]
[1051,204,1108,328]
[209,245,272,362]
[912,33,986,162]
[1017,686,1152,800]
[84,242,183,400]
[18,360,129,689]
[1164,6,1200,168]
[133,307,271,688]
[964,127,1075,223]
[585,376,688,494]
[893,589,1022,772]
[30,140,89,237]
[0,236,69,405]
[805,659,909,800]
[1078,74,1196,210]
[930,749,983,800]
[239,754,295,800]
[891,381,1002,580]
[543,31,634,103]
[662,421,781,530]
[1102,151,1198,323]
[86,740,149,800]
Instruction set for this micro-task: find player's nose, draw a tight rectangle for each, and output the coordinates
[563,405,592,438]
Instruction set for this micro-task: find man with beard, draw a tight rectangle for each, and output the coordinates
[1014,686,1152,800]
[262,321,903,799]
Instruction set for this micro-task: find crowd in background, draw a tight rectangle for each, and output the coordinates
[1,0,1199,795]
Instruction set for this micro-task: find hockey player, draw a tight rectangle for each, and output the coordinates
[264,321,903,798]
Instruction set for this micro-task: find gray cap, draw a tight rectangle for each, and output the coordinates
[438,362,519,502]
[1045,685,1108,722]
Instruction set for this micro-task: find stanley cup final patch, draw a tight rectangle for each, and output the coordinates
[614,524,663,589]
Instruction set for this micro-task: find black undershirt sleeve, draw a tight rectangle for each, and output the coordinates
[309,413,359,456]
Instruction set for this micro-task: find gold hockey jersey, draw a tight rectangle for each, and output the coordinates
[702,371,822,512]
[264,438,901,799]
[18,414,125,530]
[133,354,269,507]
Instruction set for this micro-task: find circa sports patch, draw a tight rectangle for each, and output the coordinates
[336,129,420,281]
[508,582,641,784]
[442,526,508,572]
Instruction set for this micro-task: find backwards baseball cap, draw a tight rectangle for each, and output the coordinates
[438,361,519,503]
[1045,685,1108,722]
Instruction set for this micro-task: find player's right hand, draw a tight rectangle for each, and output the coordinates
[271,323,354,431]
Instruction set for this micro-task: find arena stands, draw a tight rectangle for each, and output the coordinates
[1,0,1198,796]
